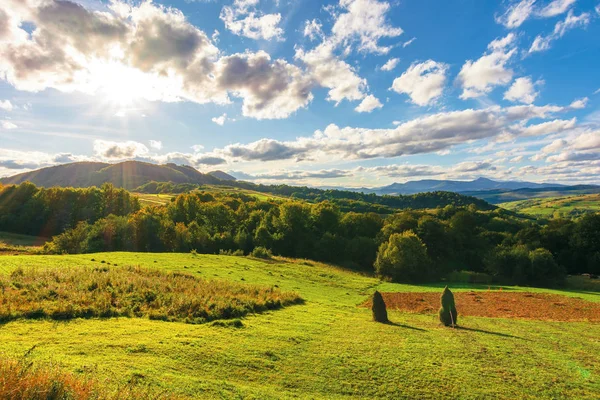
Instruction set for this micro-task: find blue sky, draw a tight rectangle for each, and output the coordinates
[0,0,599,186]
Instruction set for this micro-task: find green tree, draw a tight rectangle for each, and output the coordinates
[374,231,431,282]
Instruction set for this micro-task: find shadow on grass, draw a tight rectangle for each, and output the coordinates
[384,321,427,331]
[455,325,528,340]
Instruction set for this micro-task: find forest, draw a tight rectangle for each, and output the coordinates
[1,182,598,287]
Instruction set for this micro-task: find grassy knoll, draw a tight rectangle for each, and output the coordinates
[134,186,287,207]
[0,253,598,399]
[500,194,600,218]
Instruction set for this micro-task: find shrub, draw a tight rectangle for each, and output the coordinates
[438,286,457,327]
[250,246,273,259]
[371,291,388,323]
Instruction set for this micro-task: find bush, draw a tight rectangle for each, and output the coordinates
[438,286,457,327]
[374,231,431,282]
[371,291,388,323]
[250,246,273,259]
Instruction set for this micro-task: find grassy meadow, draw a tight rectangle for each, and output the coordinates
[0,252,598,399]
[500,194,600,218]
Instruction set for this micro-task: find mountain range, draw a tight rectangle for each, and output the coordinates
[355,177,566,196]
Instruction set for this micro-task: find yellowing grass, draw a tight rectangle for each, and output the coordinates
[0,266,302,324]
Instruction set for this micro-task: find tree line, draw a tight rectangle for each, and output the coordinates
[1,182,598,286]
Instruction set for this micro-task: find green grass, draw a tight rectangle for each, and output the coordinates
[134,186,287,207]
[500,194,600,218]
[0,253,598,399]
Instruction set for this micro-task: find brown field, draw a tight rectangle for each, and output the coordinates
[368,291,600,322]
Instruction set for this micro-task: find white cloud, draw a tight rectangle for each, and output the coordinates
[504,77,539,104]
[1,120,17,129]
[212,113,228,125]
[569,97,588,109]
[0,100,13,111]
[93,140,149,160]
[496,0,536,28]
[220,6,284,41]
[529,10,591,53]
[458,34,516,99]
[355,95,383,113]
[391,60,448,106]
[204,105,580,164]
[303,19,323,41]
[295,42,366,104]
[0,0,316,120]
[380,57,399,71]
[149,140,163,150]
[402,37,416,48]
[536,0,577,18]
[330,0,403,54]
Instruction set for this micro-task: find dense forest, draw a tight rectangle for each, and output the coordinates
[135,181,495,213]
[1,182,598,287]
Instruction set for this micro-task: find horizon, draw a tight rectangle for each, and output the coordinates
[1,0,599,186]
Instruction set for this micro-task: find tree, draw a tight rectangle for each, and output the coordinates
[439,286,457,327]
[371,291,388,323]
[374,231,431,282]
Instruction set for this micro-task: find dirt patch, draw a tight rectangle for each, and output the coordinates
[364,291,600,322]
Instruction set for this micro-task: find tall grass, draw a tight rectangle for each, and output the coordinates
[0,266,302,324]
[0,355,177,399]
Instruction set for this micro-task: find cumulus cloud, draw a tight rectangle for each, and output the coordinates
[380,57,399,72]
[529,10,591,53]
[569,97,588,109]
[391,60,448,106]
[330,0,403,54]
[458,34,516,99]
[216,51,314,119]
[149,140,163,150]
[295,42,366,104]
[212,113,228,125]
[220,4,284,41]
[504,77,540,104]
[303,19,323,41]
[354,95,383,113]
[93,140,149,160]
[232,168,352,181]
[204,105,580,164]
[0,0,317,120]
[0,100,13,111]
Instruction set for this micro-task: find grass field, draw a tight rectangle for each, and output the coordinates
[0,252,598,399]
[134,186,287,207]
[500,194,600,218]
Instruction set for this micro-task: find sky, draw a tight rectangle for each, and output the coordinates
[0,0,599,187]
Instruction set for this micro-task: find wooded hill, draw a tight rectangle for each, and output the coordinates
[0,161,230,189]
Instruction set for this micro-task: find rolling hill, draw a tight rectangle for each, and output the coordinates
[462,185,600,204]
[0,161,224,189]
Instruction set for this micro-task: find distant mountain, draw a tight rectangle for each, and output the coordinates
[353,177,566,196]
[209,170,236,181]
[0,161,223,189]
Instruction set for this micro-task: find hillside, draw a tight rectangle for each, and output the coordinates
[0,253,597,399]
[500,193,600,218]
[0,161,222,189]
[462,185,600,204]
